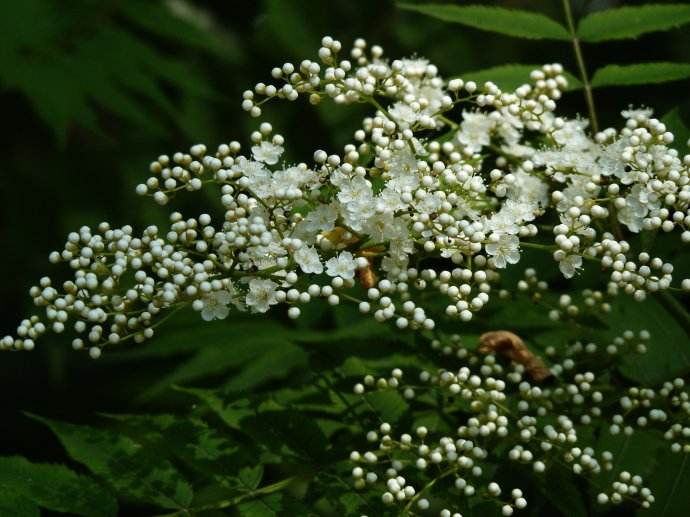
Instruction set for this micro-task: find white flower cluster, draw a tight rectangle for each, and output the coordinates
[349,328,682,513]
[2,36,690,356]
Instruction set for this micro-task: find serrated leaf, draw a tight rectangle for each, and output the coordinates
[28,414,193,511]
[101,413,249,485]
[398,3,570,41]
[0,456,116,517]
[577,4,690,43]
[459,64,582,91]
[591,63,690,88]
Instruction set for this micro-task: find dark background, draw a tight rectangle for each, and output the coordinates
[1,0,689,469]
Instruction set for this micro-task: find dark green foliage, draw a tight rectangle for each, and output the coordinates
[0,456,117,516]
[0,0,235,145]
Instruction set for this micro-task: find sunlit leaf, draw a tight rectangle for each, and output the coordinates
[398,3,570,40]
[577,4,690,43]
[591,63,690,88]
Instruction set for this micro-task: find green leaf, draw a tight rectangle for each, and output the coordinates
[102,413,248,483]
[662,106,690,153]
[138,322,303,401]
[0,456,116,517]
[118,0,240,61]
[398,3,570,41]
[224,341,308,393]
[591,63,690,88]
[237,492,311,517]
[539,465,587,517]
[28,414,194,511]
[0,487,39,517]
[641,450,690,517]
[365,390,409,424]
[577,4,690,43]
[608,297,690,385]
[239,466,265,491]
[459,64,582,91]
[263,0,321,58]
[0,0,219,144]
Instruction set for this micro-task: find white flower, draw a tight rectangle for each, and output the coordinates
[245,279,279,313]
[458,112,494,153]
[294,245,323,274]
[201,290,232,321]
[251,141,284,165]
[486,210,519,235]
[485,234,520,268]
[302,204,338,233]
[325,251,357,279]
[559,254,583,279]
[552,120,590,151]
[388,102,420,129]
[235,157,273,198]
[507,171,549,208]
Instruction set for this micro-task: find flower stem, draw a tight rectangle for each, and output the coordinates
[562,0,599,134]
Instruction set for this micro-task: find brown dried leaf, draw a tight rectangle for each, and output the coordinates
[479,331,552,382]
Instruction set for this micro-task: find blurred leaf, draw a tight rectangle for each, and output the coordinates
[109,317,282,362]
[0,456,117,517]
[0,488,40,517]
[591,63,690,88]
[661,106,690,153]
[577,4,690,43]
[28,414,194,511]
[0,0,220,145]
[138,322,303,401]
[224,341,308,392]
[119,0,239,61]
[459,64,582,91]
[398,3,570,41]
[262,0,321,58]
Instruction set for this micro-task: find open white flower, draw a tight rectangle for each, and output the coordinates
[485,233,520,269]
[245,279,279,313]
[559,254,583,279]
[294,245,323,274]
[201,290,233,321]
[251,141,284,165]
[325,251,357,279]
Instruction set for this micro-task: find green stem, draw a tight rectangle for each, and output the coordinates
[561,0,599,134]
